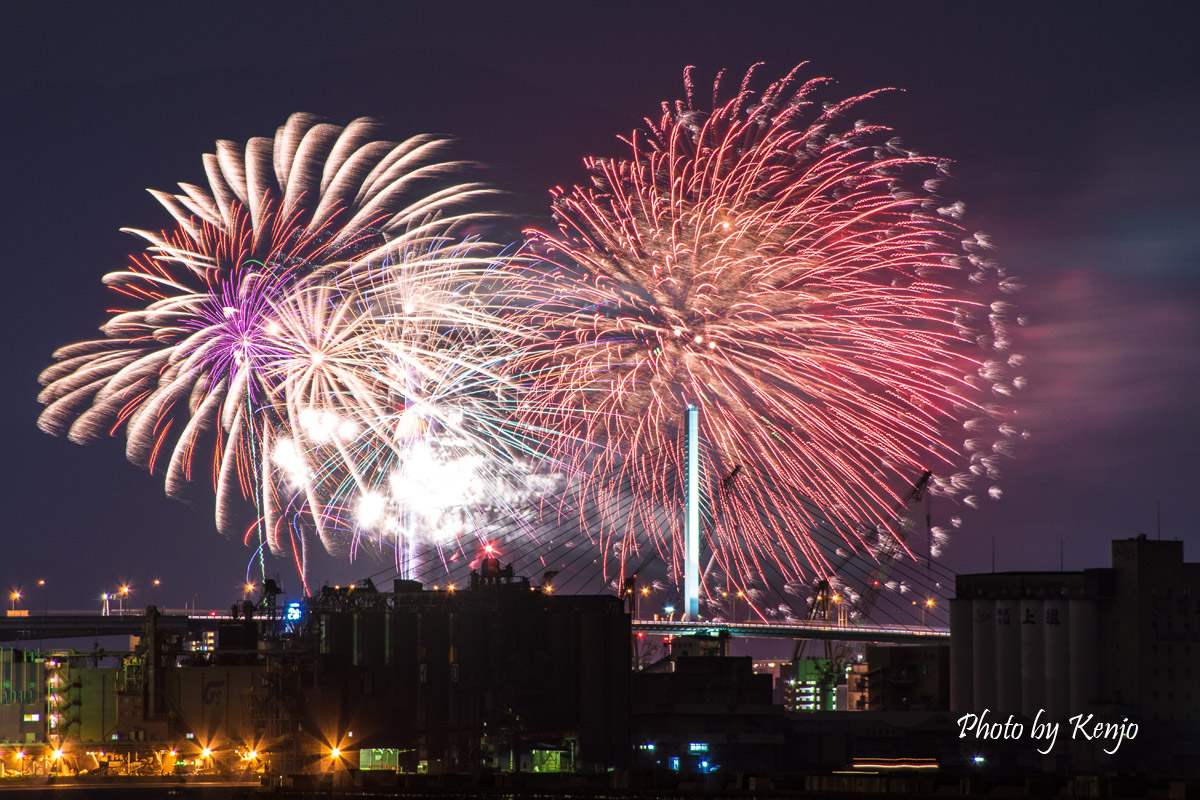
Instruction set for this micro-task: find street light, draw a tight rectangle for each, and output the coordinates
[9,590,20,612]
[922,597,935,625]
[119,585,130,616]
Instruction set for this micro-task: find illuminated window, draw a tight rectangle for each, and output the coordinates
[530,750,563,773]
[359,749,400,772]
[689,742,708,753]
[23,713,40,722]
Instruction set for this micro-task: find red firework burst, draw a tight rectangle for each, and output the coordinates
[516,65,1023,597]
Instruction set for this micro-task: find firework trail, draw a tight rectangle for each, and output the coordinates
[36,113,505,583]
[515,65,1024,608]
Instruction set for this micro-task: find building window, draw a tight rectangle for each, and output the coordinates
[689,743,709,753]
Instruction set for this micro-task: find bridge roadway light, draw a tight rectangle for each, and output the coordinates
[36,580,48,614]
[9,591,19,611]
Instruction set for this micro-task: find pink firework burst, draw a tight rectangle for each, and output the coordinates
[515,65,1023,598]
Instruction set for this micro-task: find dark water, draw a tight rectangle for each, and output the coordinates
[0,780,256,799]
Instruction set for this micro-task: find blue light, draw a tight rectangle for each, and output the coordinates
[286,602,302,621]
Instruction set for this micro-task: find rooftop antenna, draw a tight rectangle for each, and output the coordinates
[1157,500,1161,539]
[991,536,995,573]
[1060,536,1064,571]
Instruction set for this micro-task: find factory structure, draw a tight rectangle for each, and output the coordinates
[2,535,1199,785]
[950,535,1200,774]
[1,558,629,780]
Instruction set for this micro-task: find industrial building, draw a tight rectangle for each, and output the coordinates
[0,649,45,747]
[864,644,950,712]
[1,561,631,778]
[632,655,785,775]
[950,535,1200,774]
[5,533,1200,783]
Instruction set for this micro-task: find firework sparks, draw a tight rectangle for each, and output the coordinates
[515,65,1023,602]
[265,240,565,578]
[37,114,502,582]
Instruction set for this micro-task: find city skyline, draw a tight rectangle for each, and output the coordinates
[3,3,1198,611]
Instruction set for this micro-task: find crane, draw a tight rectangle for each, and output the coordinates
[794,470,933,709]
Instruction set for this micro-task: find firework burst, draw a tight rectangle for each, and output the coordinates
[516,65,1024,602]
[264,239,564,579]
[37,114,503,580]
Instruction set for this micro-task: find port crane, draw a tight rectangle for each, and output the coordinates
[795,470,933,708]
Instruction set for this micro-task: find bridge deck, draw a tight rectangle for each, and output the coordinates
[633,619,949,643]
[0,613,214,643]
[2,613,949,645]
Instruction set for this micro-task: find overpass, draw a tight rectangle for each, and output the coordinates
[0,612,220,643]
[633,618,949,644]
[2,612,950,646]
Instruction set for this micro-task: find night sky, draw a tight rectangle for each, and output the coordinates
[3,3,1198,614]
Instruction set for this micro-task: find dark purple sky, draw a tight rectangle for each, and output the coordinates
[3,3,1198,613]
